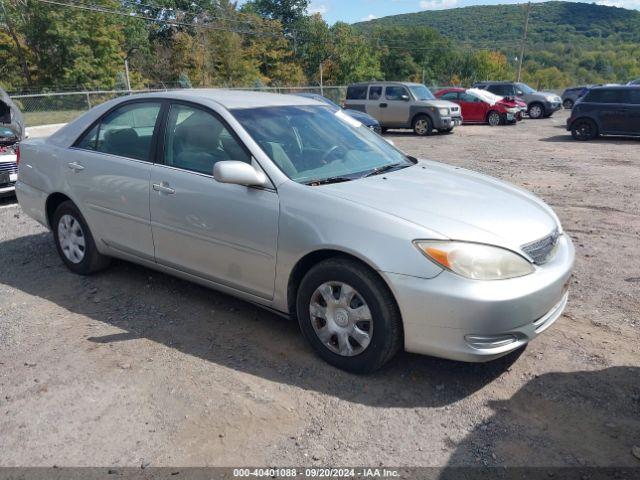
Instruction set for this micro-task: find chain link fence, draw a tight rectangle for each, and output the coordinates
[9,86,349,127]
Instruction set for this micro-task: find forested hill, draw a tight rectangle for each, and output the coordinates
[354,1,640,86]
[355,1,640,47]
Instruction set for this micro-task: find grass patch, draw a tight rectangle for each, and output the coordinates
[23,110,87,127]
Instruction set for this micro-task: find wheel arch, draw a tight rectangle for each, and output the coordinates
[410,110,435,127]
[286,249,400,320]
[486,109,502,124]
[45,192,73,228]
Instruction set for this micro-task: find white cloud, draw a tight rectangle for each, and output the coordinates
[361,13,378,21]
[308,3,328,15]
[419,0,459,10]
[595,0,640,7]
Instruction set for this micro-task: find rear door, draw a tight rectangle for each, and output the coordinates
[366,85,384,122]
[344,85,368,115]
[622,89,640,134]
[149,101,279,299]
[67,101,161,260]
[587,89,627,134]
[382,85,411,126]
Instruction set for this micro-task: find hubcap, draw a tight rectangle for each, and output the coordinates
[309,282,373,357]
[57,214,86,264]
[530,105,542,118]
[489,113,500,126]
[415,119,428,135]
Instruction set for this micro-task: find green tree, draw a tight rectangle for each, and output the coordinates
[242,0,309,31]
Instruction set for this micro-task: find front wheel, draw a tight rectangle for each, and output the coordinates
[52,200,111,275]
[296,258,402,373]
[528,103,545,119]
[412,115,433,136]
[487,110,502,126]
[571,118,598,141]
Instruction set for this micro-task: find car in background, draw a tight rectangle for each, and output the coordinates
[16,89,574,373]
[561,86,591,109]
[344,82,462,136]
[627,78,640,86]
[435,88,521,126]
[473,81,562,119]
[566,85,640,140]
[0,88,24,198]
[295,93,382,134]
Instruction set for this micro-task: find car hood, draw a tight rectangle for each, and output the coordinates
[320,160,560,251]
[416,99,456,109]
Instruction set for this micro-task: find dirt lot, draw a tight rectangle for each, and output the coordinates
[1,110,639,469]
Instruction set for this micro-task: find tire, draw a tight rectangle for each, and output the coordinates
[296,257,402,374]
[487,110,502,126]
[412,115,433,136]
[563,99,574,110]
[52,200,111,275]
[437,127,454,134]
[571,118,598,141]
[528,102,545,119]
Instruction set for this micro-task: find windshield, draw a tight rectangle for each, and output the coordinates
[515,83,536,94]
[408,85,435,101]
[232,105,412,184]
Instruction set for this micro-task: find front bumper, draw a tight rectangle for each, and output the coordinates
[544,101,562,113]
[382,234,574,362]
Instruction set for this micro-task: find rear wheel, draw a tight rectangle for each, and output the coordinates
[487,110,502,126]
[296,258,402,373]
[563,99,574,109]
[412,115,433,136]
[52,201,111,275]
[571,118,598,141]
[528,102,545,119]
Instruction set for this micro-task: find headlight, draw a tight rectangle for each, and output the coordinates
[438,107,449,116]
[414,241,535,280]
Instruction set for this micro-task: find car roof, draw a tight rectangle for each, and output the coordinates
[121,88,322,109]
[474,81,516,85]
[589,85,640,90]
[348,81,423,87]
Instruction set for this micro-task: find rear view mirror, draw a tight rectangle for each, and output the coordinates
[213,161,268,187]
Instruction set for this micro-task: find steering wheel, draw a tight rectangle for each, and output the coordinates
[320,145,348,164]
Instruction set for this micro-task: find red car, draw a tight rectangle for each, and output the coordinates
[435,88,522,126]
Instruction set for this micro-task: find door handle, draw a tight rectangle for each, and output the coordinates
[380,103,388,108]
[67,162,84,172]
[153,182,175,195]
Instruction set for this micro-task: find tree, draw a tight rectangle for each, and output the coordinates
[242,0,309,30]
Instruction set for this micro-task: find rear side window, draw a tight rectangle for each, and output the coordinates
[626,89,640,104]
[585,89,625,103]
[369,86,383,100]
[346,86,368,100]
[487,84,514,96]
[75,102,161,161]
[440,92,459,101]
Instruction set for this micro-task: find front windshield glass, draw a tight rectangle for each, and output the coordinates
[516,82,536,94]
[232,105,412,184]
[408,85,435,101]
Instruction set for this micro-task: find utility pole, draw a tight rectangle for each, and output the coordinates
[516,2,531,83]
[319,62,324,96]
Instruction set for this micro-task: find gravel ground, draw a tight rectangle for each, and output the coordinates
[0,110,639,469]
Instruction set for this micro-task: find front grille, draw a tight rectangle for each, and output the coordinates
[0,162,18,175]
[522,230,560,265]
[451,106,459,112]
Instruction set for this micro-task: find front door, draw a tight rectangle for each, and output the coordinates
[459,93,486,122]
[382,85,411,126]
[149,102,279,299]
[66,101,162,260]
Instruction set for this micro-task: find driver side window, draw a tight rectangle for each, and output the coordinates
[385,86,409,101]
[163,104,250,175]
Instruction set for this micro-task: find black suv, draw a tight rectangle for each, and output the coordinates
[567,86,640,140]
[473,81,563,119]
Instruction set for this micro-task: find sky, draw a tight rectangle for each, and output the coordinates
[302,0,640,24]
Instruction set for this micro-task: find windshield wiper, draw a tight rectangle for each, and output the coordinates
[304,176,354,186]
[362,163,408,178]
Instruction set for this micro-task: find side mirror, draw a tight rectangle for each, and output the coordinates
[401,94,410,101]
[516,90,524,96]
[213,161,268,187]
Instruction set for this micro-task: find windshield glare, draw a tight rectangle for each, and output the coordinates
[232,105,411,184]
[516,83,536,94]
[409,85,435,101]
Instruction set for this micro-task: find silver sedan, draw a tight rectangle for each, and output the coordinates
[16,90,574,373]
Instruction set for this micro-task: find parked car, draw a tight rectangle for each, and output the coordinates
[627,78,640,86]
[561,86,592,109]
[473,81,562,119]
[0,88,24,198]
[294,93,381,134]
[17,90,574,373]
[435,87,521,125]
[344,82,462,136]
[566,85,640,140]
